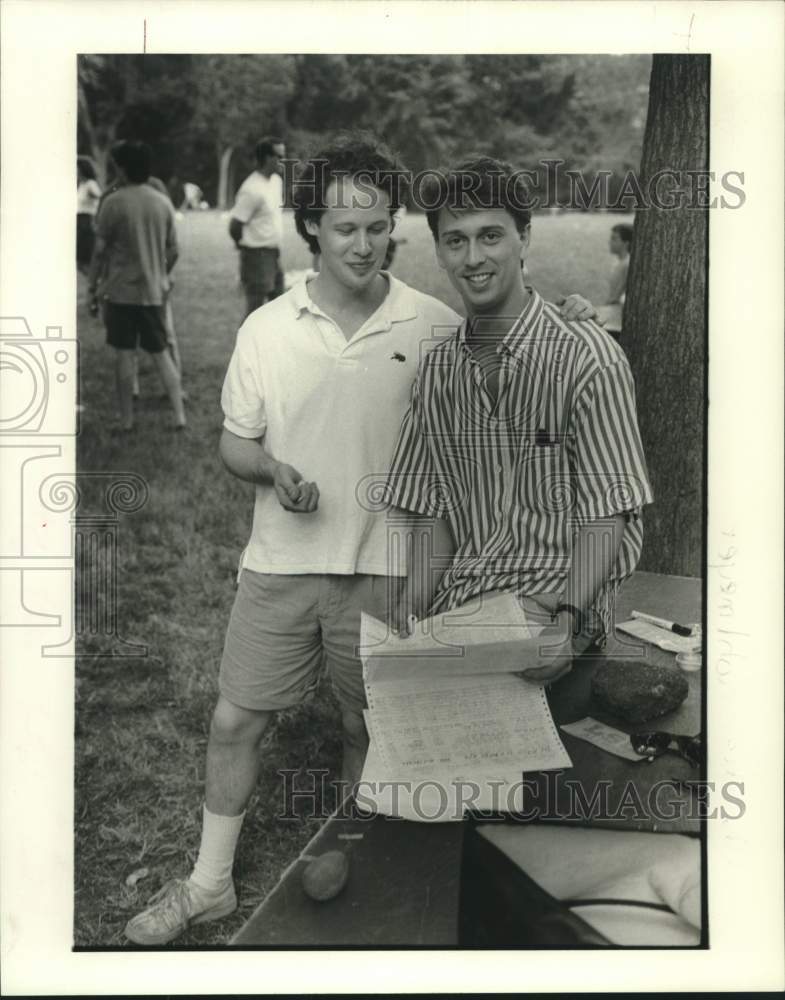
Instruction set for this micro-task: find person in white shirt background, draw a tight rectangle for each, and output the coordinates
[228,136,286,318]
[77,156,102,274]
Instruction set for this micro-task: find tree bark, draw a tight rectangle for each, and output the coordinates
[77,80,112,185]
[217,145,236,209]
[623,55,708,577]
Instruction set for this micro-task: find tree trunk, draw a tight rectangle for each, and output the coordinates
[217,145,235,209]
[77,80,112,185]
[623,55,708,577]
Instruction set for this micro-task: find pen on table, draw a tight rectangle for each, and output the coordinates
[630,611,694,637]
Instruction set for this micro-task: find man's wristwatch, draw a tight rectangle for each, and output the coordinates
[555,602,585,636]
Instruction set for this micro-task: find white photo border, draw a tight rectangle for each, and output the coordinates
[1,0,783,993]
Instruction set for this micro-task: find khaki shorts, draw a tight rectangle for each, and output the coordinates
[219,570,392,714]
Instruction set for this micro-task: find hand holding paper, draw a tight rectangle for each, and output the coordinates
[358,592,573,822]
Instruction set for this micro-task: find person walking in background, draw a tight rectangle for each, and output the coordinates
[229,137,286,318]
[93,141,186,396]
[144,173,185,386]
[596,222,633,338]
[87,141,186,432]
[77,157,101,273]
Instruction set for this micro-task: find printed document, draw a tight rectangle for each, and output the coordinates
[358,592,572,821]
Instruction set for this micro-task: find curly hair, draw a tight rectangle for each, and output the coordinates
[292,132,409,255]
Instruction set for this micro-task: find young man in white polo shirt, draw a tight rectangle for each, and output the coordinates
[229,136,286,317]
[126,136,597,944]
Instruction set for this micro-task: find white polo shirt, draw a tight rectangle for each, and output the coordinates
[230,170,283,249]
[221,274,461,575]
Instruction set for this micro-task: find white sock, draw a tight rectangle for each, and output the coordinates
[188,804,245,894]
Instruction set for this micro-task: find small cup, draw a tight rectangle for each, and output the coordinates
[677,649,702,672]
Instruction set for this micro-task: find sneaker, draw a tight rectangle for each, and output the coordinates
[124,878,236,945]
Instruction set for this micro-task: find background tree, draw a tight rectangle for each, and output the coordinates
[190,55,297,206]
[78,55,196,185]
[622,55,709,577]
[78,54,652,205]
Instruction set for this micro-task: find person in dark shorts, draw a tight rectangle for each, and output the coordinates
[94,149,185,392]
[87,141,186,431]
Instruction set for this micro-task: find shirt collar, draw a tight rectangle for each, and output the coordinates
[456,288,546,355]
[290,272,418,329]
[501,288,546,356]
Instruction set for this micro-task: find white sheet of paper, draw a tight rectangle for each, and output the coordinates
[365,669,572,774]
[561,716,646,762]
[360,590,554,682]
[358,712,527,823]
[615,618,702,654]
[358,593,571,821]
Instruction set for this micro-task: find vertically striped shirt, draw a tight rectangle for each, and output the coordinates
[385,289,654,630]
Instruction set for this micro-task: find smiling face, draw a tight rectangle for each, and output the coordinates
[435,207,530,318]
[306,176,392,294]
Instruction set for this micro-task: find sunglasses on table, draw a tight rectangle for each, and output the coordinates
[630,731,703,768]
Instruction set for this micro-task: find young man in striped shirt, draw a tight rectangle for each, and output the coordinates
[387,156,653,684]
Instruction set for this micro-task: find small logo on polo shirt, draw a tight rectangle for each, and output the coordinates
[391,352,406,363]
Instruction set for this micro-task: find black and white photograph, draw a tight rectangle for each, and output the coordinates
[1,1,783,995]
[71,49,710,951]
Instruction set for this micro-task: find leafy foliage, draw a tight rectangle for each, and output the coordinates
[78,55,197,183]
[78,53,651,204]
[191,55,297,151]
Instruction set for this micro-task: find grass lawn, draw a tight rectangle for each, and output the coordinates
[74,207,631,946]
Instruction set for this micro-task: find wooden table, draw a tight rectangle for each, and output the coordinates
[233,571,702,946]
